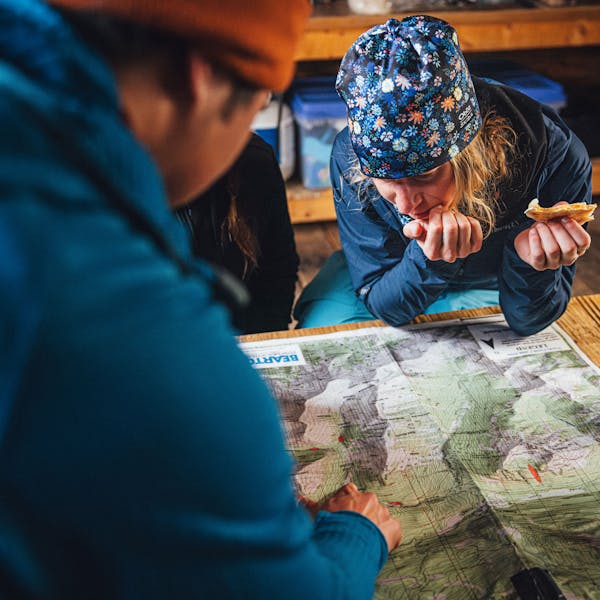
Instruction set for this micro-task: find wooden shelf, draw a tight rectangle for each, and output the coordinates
[287,182,336,224]
[295,4,600,61]
[289,158,600,225]
[593,156,600,196]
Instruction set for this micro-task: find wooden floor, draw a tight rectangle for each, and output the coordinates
[293,210,600,302]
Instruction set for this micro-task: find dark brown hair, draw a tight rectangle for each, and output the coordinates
[222,167,261,278]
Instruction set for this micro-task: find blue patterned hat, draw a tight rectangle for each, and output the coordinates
[336,16,482,179]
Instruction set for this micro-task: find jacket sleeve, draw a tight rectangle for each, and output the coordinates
[331,130,464,326]
[16,222,387,599]
[498,109,593,336]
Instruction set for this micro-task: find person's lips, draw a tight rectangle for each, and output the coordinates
[411,210,430,220]
[411,203,446,220]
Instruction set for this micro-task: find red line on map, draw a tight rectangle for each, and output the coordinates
[528,464,542,483]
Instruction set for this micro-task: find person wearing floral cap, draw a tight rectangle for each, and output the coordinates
[294,15,592,336]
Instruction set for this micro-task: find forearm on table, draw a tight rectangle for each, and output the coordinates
[362,243,464,326]
[498,247,575,336]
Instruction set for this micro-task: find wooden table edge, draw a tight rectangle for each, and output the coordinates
[239,294,600,368]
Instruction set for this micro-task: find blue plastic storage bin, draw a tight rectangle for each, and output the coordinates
[468,59,567,111]
[290,77,348,189]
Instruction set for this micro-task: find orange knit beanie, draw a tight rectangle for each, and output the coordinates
[48,0,312,91]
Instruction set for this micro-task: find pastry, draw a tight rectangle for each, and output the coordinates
[524,198,597,225]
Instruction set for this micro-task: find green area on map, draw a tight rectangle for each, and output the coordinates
[246,320,600,599]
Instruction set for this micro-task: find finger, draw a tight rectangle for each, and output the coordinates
[297,494,318,508]
[560,217,592,256]
[341,482,359,494]
[381,516,403,552]
[546,220,579,265]
[374,506,402,552]
[528,226,546,271]
[441,210,459,262]
[297,494,320,517]
[454,213,473,258]
[467,217,483,253]
[403,220,427,241]
[535,222,562,269]
[422,207,444,260]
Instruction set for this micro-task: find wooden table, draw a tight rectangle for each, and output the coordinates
[241,293,600,367]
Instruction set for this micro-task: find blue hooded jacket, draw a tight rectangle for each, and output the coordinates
[0,1,387,598]
[331,78,592,336]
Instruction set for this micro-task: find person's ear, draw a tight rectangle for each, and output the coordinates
[186,51,212,107]
[158,50,214,114]
[185,51,230,118]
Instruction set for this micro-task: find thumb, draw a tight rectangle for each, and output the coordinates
[297,494,320,518]
[403,220,426,240]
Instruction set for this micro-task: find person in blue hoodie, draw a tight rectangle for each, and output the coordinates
[0,1,402,599]
[294,16,593,336]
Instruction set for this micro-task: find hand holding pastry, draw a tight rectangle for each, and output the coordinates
[515,200,593,270]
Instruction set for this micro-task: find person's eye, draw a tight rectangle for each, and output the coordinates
[414,173,436,183]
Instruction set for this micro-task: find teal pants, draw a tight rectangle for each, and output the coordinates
[294,250,500,329]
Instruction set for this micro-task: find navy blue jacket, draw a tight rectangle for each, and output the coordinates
[331,78,592,336]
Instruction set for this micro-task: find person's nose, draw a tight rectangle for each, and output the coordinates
[389,181,419,214]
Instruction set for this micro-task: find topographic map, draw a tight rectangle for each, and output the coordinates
[240,316,600,599]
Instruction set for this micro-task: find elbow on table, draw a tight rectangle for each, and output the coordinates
[365,299,414,328]
[504,315,547,337]
[502,303,568,337]
[382,314,412,328]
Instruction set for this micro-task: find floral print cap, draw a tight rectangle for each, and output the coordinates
[336,15,482,179]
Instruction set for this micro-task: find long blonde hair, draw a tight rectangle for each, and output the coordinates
[449,112,516,237]
[350,111,517,238]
